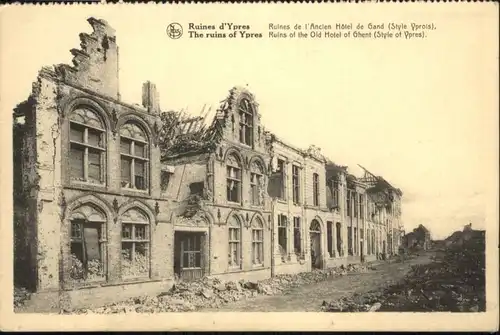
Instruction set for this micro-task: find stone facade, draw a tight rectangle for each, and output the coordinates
[12,17,404,311]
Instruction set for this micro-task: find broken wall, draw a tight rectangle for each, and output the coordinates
[13,16,171,293]
[55,18,120,100]
[162,155,210,202]
[25,74,65,291]
[13,103,38,290]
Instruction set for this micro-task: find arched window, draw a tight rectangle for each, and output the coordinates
[226,153,242,203]
[69,108,106,184]
[252,218,264,266]
[228,215,242,268]
[69,204,107,282]
[238,99,253,146]
[310,219,321,233]
[121,208,150,278]
[120,122,149,190]
[250,160,264,206]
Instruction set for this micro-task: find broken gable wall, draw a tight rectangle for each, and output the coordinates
[15,18,178,311]
[198,88,272,280]
[217,87,267,152]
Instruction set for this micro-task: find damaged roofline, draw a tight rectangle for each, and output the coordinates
[267,132,306,157]
[36,66,152,116]
[267,132,328,164]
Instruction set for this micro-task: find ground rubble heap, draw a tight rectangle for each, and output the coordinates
[321,235,485,313]
[68,263,374,314]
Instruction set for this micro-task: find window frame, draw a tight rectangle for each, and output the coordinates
[336,222,343,256]
[346,190,352,217]
[366,228,371,255]
[250,172,261,205]
[276,159,287,201]
[121,214,151,279]
[359,194,364,219]
[292,165,301,205]
[251,219,264,267]
[250,161,264,206]
[332,179,340,207]
[354,227,358,255]
[327,221,334,258]
[238,98,254,146]
[180,234,203,270]
[120,124,149,191]
[348,227,353,256]
[313,173,320,207]
[293,216,302,256]
[226,155,242,204]
[277,214,288,257]
[69,218,107,283]
[353,192,358,218]
[228,216,242,269]
[69,110,106,185]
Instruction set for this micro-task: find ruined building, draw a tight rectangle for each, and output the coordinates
[404,224,431,250]
[13,18,404,310]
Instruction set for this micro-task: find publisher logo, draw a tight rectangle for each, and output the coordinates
[167,23,183,39]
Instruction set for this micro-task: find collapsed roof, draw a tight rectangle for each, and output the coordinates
[159,87,247,159]
[357,164,403,197]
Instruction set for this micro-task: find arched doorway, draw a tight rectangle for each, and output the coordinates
[309,220,322,269]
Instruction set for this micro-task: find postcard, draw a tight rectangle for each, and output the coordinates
[0,1,498,332]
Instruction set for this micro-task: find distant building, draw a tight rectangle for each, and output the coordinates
[403,224,431,250]
[445,223,485,248]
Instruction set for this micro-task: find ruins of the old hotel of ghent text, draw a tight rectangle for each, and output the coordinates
[13,18,404,309]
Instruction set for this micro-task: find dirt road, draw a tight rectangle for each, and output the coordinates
[201,253,434,312]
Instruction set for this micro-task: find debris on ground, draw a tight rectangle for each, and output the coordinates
[14,286,31,308]
[321,291,383,312]
[322,233,485,312]
[66,263,375,314]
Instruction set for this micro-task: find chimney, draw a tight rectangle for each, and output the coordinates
[142,81,160,114]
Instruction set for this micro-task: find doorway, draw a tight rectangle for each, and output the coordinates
[309,220,322,269]
[174,231,205,281]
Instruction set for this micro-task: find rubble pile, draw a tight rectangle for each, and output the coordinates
[121,250,149,277]
[322,292,382,312]
[70,254,105,281]
[382,235,485,312]
[322,235,485,312]
[14,286,31,308]
[392,252,418,263]
[69,263,374,314]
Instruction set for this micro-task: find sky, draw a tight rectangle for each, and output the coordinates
[1,4,497,239]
